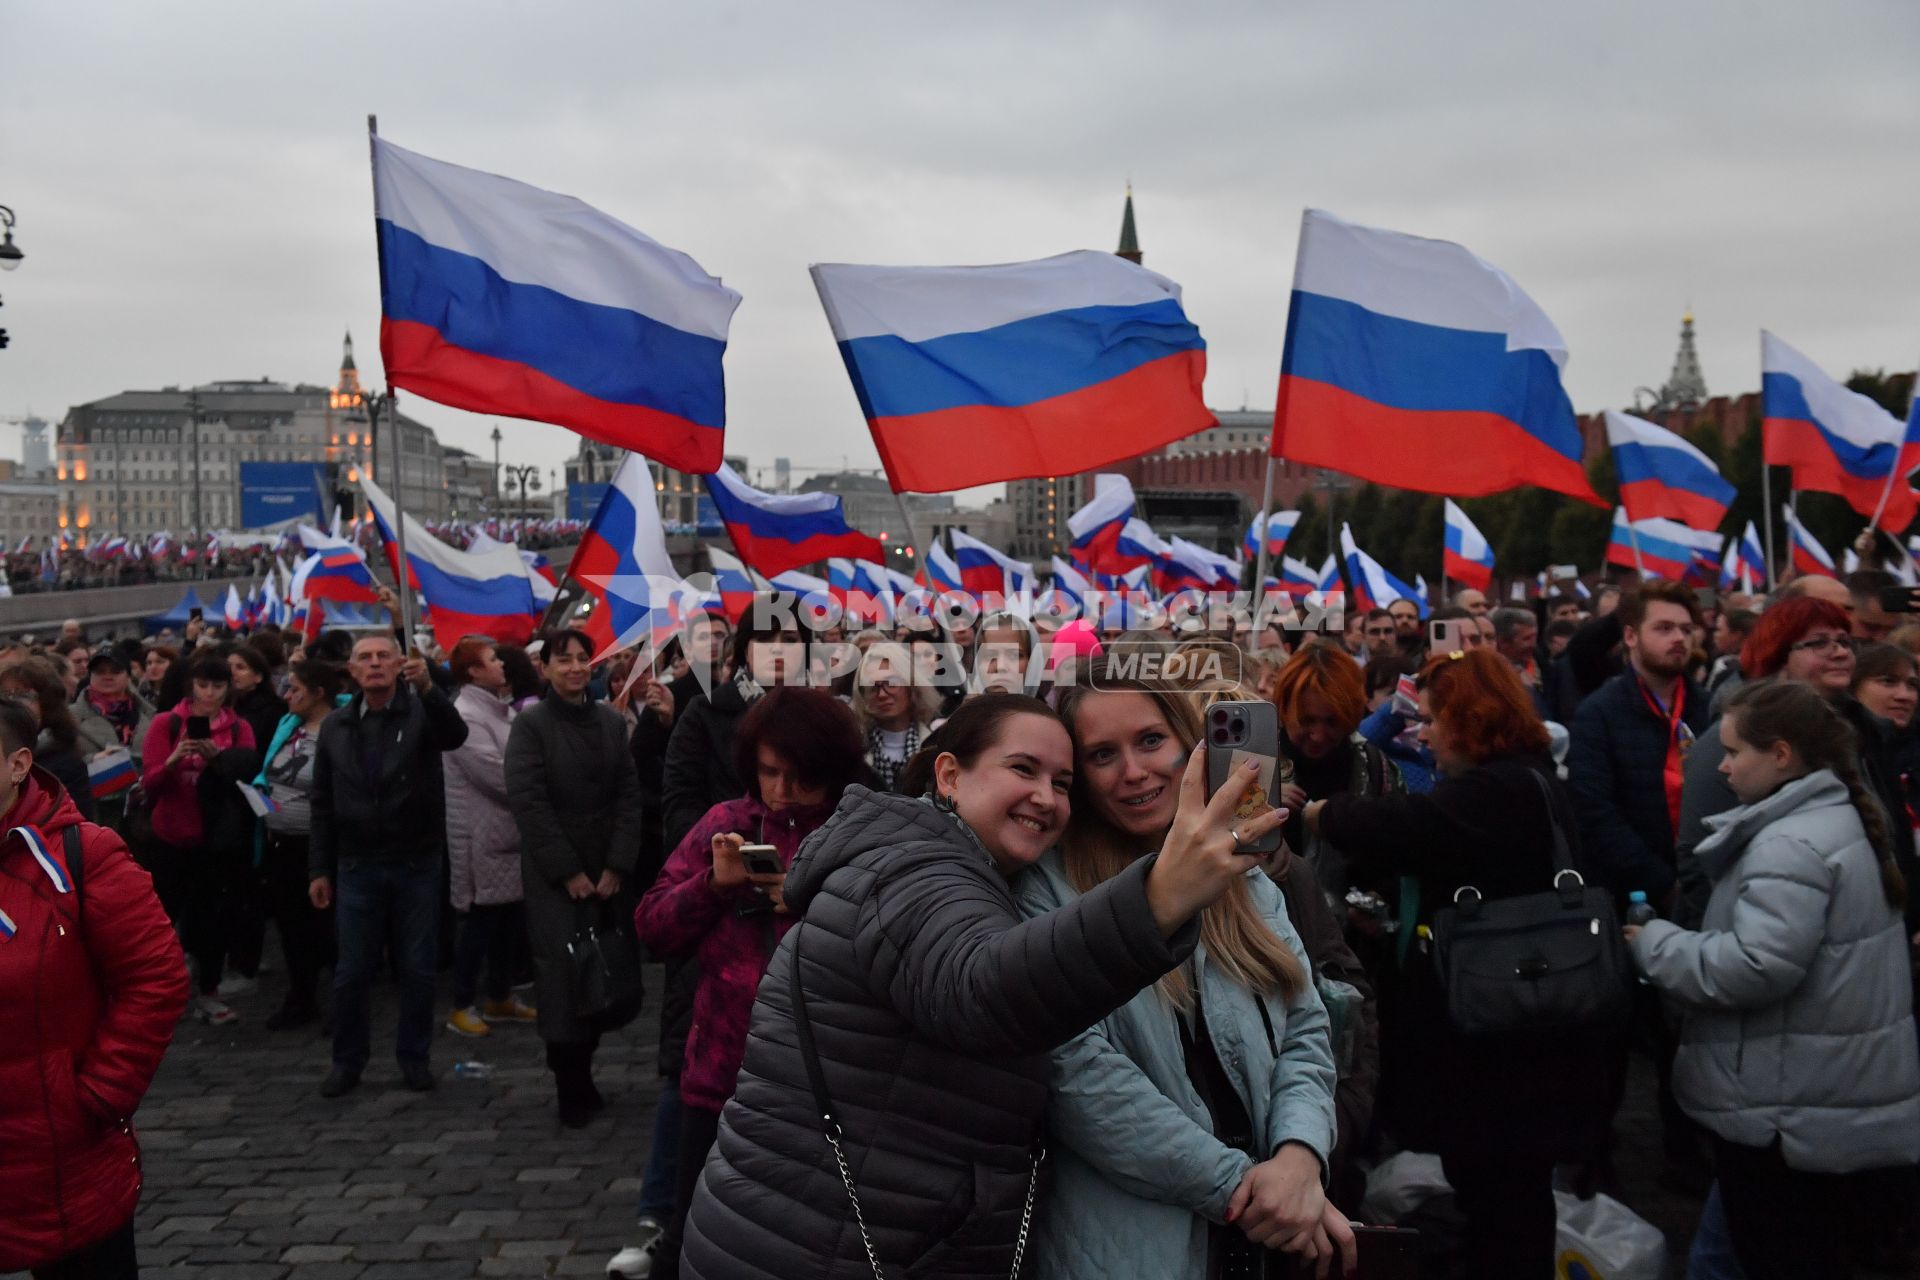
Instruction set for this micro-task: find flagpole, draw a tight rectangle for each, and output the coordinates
[891,490,921,582]
[1251,456,1278,622]
[381,390,418,645]
[1625,518,1646,577]
[1759,332,1778,592]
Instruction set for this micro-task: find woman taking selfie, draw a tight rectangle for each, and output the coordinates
[1299,649,1620,1279]
[679,694,1284,1279]
[1023,665,1355,1279]
[1630,679,1920,1280]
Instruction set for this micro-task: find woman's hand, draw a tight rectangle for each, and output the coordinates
[1143,747,1288,935]
[709,833,748,892]
[751,870,790,915]
[165,736,197,768]
[1227,1144,1356,1276]
[594,869,623,899]
[564,873,595,901]
[642,678,675,727]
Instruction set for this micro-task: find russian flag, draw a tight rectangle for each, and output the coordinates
[1113,518,1169,577]
[564,451,683,660]
[1763,331,1919,531]
[1604,409,1734,530]
[1245,510,1300,563]
[1341,525,1417,613]
[370,134,740,475]
[1067,475,1136,574]
[809,251,1211,493]
[1605,508,1726,581]
[88,749,137,800]
[918,540,965,594]
[1274,209,1603,507]
[1736,522,1767,588]
[297,526,382,605]
[1050,557,1092,609]
[1782,505,1838,578]
[1153,539,1216,597]
[10,825,72,895]
[223,585,245,630]
[362,475,539,651]
[705,545,762,623]
[1279,555,1321,594]
[1442,499,1495,592]
[950,531,1035,598]
[706,461,884,578]
[828,558,895,626]
[1413,575,1432,614]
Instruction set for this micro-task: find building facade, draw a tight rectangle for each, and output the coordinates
[795,471,954,570]
[55,334,448,542]
[0,481,58,546]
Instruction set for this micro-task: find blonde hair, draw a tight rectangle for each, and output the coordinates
[852,641,941,732]
[1055,657,1307,1009]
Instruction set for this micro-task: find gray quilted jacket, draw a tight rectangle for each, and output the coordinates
[682,786,1198,1280]
[1632,769,1920,1173]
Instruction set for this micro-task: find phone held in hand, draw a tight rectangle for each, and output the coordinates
[740,844,783,877]
[186,714,212,741]
[1203,700,1286,855]
[1429,617,1471,653]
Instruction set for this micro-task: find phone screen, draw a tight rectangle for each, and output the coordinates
[186,715,212,740]
[740,845,783,876]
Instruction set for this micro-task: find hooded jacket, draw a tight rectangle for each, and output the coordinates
[0,768,189,1271]
[139,702,254,848]
[681,786,1197,1280]
[444,684,521,910]
[1632,769,1920,1174]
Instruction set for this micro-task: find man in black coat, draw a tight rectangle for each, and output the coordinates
[308,633,468,1097]
[1566,581,1710,911]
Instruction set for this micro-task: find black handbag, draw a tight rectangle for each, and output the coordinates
[566,898,645,1031]
[1429,770,1632,1039]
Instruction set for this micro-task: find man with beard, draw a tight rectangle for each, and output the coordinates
[1565,581,1710,912]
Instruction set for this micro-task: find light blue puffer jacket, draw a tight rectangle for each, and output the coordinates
[1015,852,1336,1280]
[1632,769,1920,1174]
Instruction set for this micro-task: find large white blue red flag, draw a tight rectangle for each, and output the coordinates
[1604,508,1726,581]
[950,531,1035,598]
[705,462,884,578]
[1067,475,1137,574]
[1279,556,1321,595]
[1341,525,1418,612]
[362,475,539,650]
[918,539,965,594]
[809,251,1211,493]
[1762,332,1919,531]
[705,545,765,623]
[371,134,740,474]
[296,525,381,605]
[828,558,896,626]
[1781,505,1838,578]
[1604,410,1735,530]
[1442,499,1495,593]
[564,451,684,660]
[1274,209,1602,506]
[1245,510,1300,563]
[1113,518,1169,577]
[1049,557,1091,609]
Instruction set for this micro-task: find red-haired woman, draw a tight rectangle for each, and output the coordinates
[1269,642,1401,905]
[1299,649,1622,1279]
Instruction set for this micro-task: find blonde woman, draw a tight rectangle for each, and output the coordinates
[1016,660,1350,1279]
[849,641,940,793]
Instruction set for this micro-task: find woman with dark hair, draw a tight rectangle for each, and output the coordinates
[140,650,258,1025]
[679,694,1285,1279]
[494,642,545,711]
[661,610,801,852]
[629,687,867,1278]
[248,657,345,1029]
[506,628,644,1126]
[1298,649,1622,1278]
[139,643,178,706]
[227,644,288,752]
[0,656,96,821]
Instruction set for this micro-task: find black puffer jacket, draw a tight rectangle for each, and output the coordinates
[682,786,1197,1280]
[1566,668,1711,905]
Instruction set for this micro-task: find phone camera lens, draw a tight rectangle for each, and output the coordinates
[1211,727,1231,745]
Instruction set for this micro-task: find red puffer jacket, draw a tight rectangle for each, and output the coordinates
[0,767,189,1271]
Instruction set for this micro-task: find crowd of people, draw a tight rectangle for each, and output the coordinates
[2,564,1919,1280]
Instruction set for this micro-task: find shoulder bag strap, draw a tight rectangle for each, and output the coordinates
[1526,768,1577,879]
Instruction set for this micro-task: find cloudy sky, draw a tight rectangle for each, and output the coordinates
[3,1,1915,503]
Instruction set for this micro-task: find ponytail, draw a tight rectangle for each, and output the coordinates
[1724,680,1907,910]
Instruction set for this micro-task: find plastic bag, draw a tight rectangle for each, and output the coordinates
[1362,1151,1451,1224]
[1554,1190,1666,1280]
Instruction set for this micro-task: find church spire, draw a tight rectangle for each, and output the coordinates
[331,329,365,411]
[1116,185,1141,264]
[1659,310,1708,409]
[340,329,357,373]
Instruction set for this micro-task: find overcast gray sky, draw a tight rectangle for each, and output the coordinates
[3,0,1916,504]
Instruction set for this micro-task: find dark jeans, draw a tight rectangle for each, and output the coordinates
[451,902,521,1008]
[332,856,439,1074]
[137,838,190,928]
[1441,1151,1557,1280]
[153,837,250,995]
[264,831,331,1009]
[31,1218,136,1279]
[654,1103,723,1280]
[637,1077,685,1221]
[1714,1136,1855,1280]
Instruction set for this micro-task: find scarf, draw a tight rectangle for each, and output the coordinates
[868,722,920,793]
[86,691,139,746]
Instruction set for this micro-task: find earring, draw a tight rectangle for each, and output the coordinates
[931,791,957,814]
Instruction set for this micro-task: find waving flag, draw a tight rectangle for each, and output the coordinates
[1781,505,1837,578]
[704,545,763,623]
[1067,475,1137,574]
[1763,332,1919,530]
[918,539,965,594]
[810,251,1211,493]
[1605,508,1727,581]
[1279,556,1322,594]
[1441,499,1495,592]
[1049,557,1092,609]
[1274,209,1602,506]
[363,475,539,650]
[1605,409,1735,530]
[828,558,896,626]
[223,585,245,630]
[705,462,884,578]
[1341,525,1417,612]
[370,133,740,474]
[1112,518,1169,577]
[562,451,683,660]
[296,525,382,605]
[950,531,1036,598]
[1245,510,1300,562]
[1413,575,1431,614]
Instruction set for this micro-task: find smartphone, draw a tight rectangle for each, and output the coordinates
[740,844,783,877]
[1879,585,1920,614]
[1270,1225,1419,1279]
[1429,617,1471,652]
[1203,700,1285,855]
[186,714,212,740]
[188,607,204,622]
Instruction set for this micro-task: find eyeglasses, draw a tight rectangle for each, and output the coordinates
[1788,633,1854,655]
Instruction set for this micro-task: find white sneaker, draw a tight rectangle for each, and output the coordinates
[217,974,258,997]
[606,1242,656,1278]
[196,995,239,1026]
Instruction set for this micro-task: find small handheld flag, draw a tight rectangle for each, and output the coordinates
[1604,409,1735,530]
[1442,499,1495,593]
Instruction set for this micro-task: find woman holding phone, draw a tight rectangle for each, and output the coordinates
[679,694,1286,1279]
[1018,664,1354,1279]
[628,687,865,1280]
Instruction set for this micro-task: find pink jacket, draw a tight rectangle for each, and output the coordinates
[635,795,831,1113]
[139,704,254,848]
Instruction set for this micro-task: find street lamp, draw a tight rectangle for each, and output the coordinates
[503,463,540,515]
[489,426,502,505]
[0,206,21,271]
